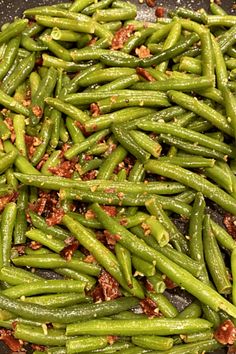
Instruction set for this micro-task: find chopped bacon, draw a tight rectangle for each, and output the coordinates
[145,0,156,7]
[35,56,43,67]
[144,279,154,292]
[141,222,151,236]
[36,153,49,170]
[136,67,155,81]
[98,270,121,301]
[228,345,236,353]
[29,241,42,250]
[91,284,105,302]
[85,209,96,219]
[25,135,41,158]
[140,297,160,318]
[76,121,91,137]
[155,6,165,17]
[104,188,117,194]
[59,143,71,158]
[13,244,26,256]
[4,117,16,142]
[107,336,118,345]
[0,329,23,352]
[223,214,236,240]
[46,208,65,226]
[135,45,152,59]
[32,105,43,118]
[81,170,98,181]
[64,236,76,245]
[101,206,117,217]
[90,103,101,117]
[111,25,135,50]
[31,344,46,352]
[103,230,121,246]
[214,320,236,345]
[88,37,97,46]
[0,192,18,212]
[84,254,97,263]
[164,276,178,289]
[60,240,79,261]
[49,160,77,179]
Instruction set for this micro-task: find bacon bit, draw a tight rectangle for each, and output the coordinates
[36,153,49,170]
[98,270,121,301]
[84,154,93,161]
[75,121,91,137]
[49,160,77,179]
[117,192,124,201]
[144,279,154,292]
[90,103,101,117]
[46,208,65,226]
[60,240,79,261]
[23,99,31,107]
[104,188,116,194]
[140,297,160,318]
[114,162,125,175]
[223,214,236,240]
[87,37,97,46]
[228,345,236,353]
[119,218,128,226]
[84,254,97,263]
[111,25,135,50]
[0,192,18,212]
[13,244,26,256]
[85,209,96,220]
[104,230,121,246]
[214,320,236,345]
[145,0,156,7]
[91,284,105,302]
[59,143,71,158]
[31,344,46,352]
[81,170,98,181]
[35,56,43,67]
[155,6,165,18]
[29,241,42,250]
[135,45,152,59]
[4,117,16,142]
[0,329,23,352]
[101,206,117,217]
[136,67,155,81]
[25,135,41,158]
[164,276,178,289]
[32,105,43,118]
[107,336,118,345]
[105,143,117,156]
[64,236,76,245]
[141,222,151,236]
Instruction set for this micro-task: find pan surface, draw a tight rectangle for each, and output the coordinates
[0,0,235,353]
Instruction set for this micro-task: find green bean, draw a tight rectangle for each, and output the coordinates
[40,33,72,61]
[203,215,231,294]
[62,214,144,298]
[0,19,28,45]
[143,215,169,247]
[179,56,201,74]
[66,317,212,336]
[83,0,113,15]
[0,266,41,285]
[31,118,53,166]
[148,292,178,318]
[115,243,132,287]
[93,6,137,22]
[158,156,215,168]
[0,151,17,174]
[144,160,236,215]
[36,15,95,33]
[212,36,228,90]
[231,248,236,306]
[168,90,233,136]
[97,145,127,180]
[0,115,11,141]
[132,255,156,277]
[0,37,20,81]
[15,323,67,346]
[211,219,236,251]
[23,292,90,308]
[1,202,17,267]
[0,89,29,116]
[147,339,222,353]
[91,203,236,317]
[12,254,101,277]
[146,273,166,293]
[177,301,202,319]
[67,336,108,354]
[14,185,28,245]
[132,336,173,351]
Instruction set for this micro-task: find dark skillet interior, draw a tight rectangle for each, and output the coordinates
[0,0,235,353]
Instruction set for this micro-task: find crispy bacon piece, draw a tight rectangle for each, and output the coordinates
[13,244,26,256]
[76,121,91,137]
[111,25,135,50]
[84,254,97,263]
[88,37,97,46]
[146,0,156,7]
[0,329,23,352]
[103,230,121,246]
[25,135,41,158]
[36,153,49,170]
[31,344,46,352]
[98,270,121,301]
[136,67,155,81]
[0,192,18,212]
[60,240,79,261]
[223,214,236,240]
[214,320,236,345]
[60,143,71,158]
[91,284,105,302]
[107,336,118,345]
[32,105,43,118]
[228,345,236,353]
[155,6,165,17]
[85,209,96,219]
[164,276,178,289]
[135,45,151,59]
[49,160,77,179]
[101,206,117,217]
[29,241,42,250]
[144,279,154,292]
[90,103,101,117]
[46,208,65,226]
[4,117,16,142]
[140,297,160,318]
[82,170,98,181]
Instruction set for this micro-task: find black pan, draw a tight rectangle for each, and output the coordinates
[0,1,235,353]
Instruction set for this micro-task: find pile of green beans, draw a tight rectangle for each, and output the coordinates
[0,0,236,353]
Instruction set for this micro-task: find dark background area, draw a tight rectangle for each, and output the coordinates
[0,0,235,353]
